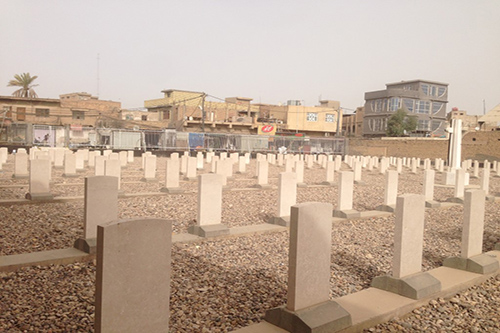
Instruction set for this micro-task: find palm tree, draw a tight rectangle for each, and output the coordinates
[8,73,39,98]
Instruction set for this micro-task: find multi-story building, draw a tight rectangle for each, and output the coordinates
[342,107,364,137]
[363,80,448,137]
[0,92,121,145]
[446,108,480,132]
[145,89,342,137]
[144,89,260,132]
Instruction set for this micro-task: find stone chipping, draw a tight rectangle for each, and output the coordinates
[0,154,499,332]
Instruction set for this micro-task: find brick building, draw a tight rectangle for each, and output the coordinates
[144,89,342,137]
[0,92,121,144]
[342,107,364,137]
[446,108,480,132]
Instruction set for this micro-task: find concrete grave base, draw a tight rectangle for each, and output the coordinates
[140,177,159,183]
[265,301,352,333]
[495,243,500,251]
[73,238,97,254]
[160,187,184,194]
[486,195,496,202]
[371,272,441,300]
[12,174,29,179]
[297,183,308,188]
[25,192,54,201]
[53,166,64,170]
[62,173,79,178]
[375,204,396,213]
[118,190,126,198]
[184,177,197,181]
[333,209,361,219]
[268,216,290,227]
[354,180,366,186]
[254,184,273,189]
[425,200,441,208]
[235,171,246,174]
[446,197,464,204]
[320,181,336,186]
[443,254,499,275]
[188,224,230,238]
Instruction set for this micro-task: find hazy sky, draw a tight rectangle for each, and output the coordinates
[1,1,499,114]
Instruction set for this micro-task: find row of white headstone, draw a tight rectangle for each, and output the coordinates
[90,176,498,332]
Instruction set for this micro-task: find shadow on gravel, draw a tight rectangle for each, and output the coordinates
[170,246,287,332]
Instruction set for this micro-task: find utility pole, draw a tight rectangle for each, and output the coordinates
[335,107,342,137]
[97,53,100,98]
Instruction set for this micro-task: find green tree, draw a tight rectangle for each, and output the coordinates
[386,109,417,137]
[8,73,39,98]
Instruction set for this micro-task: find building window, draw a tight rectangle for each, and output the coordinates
[2,106,12,118]
[368,118,385,132]
[141,115,148,121]
[415,100,430,114]
[432,102,443,115]
[417,119,430,131]
[422,83,447,97]
[17,107,26,121]
[72,110,85,120]
[325,114,336,122]
[438,86,446,97]
[431,120,442,131]
[306,112,318,122]
[35,108,50,117]
[421,84,429,96]
[371,99,387,113]
[403,98,414,112]
[389,97,400,112]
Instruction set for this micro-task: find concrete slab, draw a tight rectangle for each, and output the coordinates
[234,322,288,333]
[230,224,286,236]
[172,233,202,243]
[336,287,414,326]
[358,211,393,219]
[0,248,92,272]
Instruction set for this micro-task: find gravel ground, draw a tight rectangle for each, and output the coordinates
[0,154,499,332]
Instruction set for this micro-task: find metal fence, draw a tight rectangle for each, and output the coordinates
[1,125,347,155]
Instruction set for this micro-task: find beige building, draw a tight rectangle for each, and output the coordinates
[257,100,341,137]
[446,108,480,132]
[144,89,259,131]
[144,89,342,136]
[478,103,500,131]
[342,107,364,137]
[0,92,121,128]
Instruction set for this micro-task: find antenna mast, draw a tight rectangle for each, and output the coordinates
[97,53,100,98]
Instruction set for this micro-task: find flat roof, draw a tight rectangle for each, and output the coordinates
[0,95,60,103]
[386,79,449,87]
[161,89,204,95]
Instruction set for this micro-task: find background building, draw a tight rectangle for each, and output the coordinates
[342,107,364,137]
[363,80,448,137]
[446,108,480,132]
[478,103,500,131]
[145,89,342,137]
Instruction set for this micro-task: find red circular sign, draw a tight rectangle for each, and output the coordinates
[261,125,275,133]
